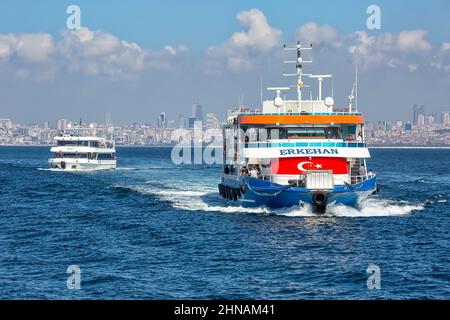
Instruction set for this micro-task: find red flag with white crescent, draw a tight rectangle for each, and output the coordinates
[271,157,349,174]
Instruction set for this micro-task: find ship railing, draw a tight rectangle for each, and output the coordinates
[247,174,373,187]
[350,175,368,184]
[238,111,362,116]
[242,141,366,148]
[243,173,273,182]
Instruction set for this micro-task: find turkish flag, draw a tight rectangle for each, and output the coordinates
[271,157,349,174]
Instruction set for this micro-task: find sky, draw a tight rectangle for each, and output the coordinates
[0,0,449,125]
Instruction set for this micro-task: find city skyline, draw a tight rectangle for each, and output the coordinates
[0,1,449,124]
[1,104,449,146]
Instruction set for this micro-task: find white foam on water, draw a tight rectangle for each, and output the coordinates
[113,183,424,218]
[150,188,272,214]
[271,204,317,217]
[327,198,424,217]
[115,167,139,171]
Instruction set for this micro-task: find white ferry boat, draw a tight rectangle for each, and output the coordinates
[218,42,379,213]
[48,134,116,171]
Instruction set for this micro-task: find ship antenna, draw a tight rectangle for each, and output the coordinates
[283,42,312,112]
[355,63,358,113]
[260,75,263,105]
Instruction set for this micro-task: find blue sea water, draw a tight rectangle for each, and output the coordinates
[0,146,449,299]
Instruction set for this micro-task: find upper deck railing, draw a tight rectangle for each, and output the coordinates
[237,111,363,116]
[243,141,367,148]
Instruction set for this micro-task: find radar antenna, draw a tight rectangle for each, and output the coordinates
[283,41,312,110]
[348,81,356,112]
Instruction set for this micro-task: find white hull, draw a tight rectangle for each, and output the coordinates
[48,158,116,171]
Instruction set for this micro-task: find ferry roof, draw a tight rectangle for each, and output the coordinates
[238,114,364,125]
[54,136,107,141]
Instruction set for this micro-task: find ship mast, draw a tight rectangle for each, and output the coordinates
[283,41,312,111]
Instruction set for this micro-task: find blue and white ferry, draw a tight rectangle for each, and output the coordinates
[218,42,378,213]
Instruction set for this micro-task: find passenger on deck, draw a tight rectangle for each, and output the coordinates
[249,166,259,179]
[240,166,248,175]
[368,169,374,178]
[356,133,363,142]
[358,164,366,176]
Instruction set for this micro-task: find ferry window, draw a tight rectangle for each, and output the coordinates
[98,153,112,160]
[324,127,342,139]
[246,128,258,142]
[62,153,77,158]
[287,128,325,139]
[77,153,87,158]
[91,141,99,148]
[58,141,76,146]
[342,126,356,140]
[57,140,90,146]
[268,128,287,139]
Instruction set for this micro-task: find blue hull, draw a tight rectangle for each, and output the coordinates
[219,176,377,210]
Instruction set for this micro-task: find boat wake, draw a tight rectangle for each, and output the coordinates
[121,183,424,218]
[37,168,64,172]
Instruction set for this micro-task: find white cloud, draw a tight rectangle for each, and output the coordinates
[295,22,341,48]
[58,28,147,78]
[407,64,418,72]
[431,42,450,72]
[164,45,177,56]
[0,27,187,80]
[0,33,55,62]
[206,8,281,72]
[0,34,18,59]
[347,29,431,70]
[397,30,432,52]
[230,8,281,52]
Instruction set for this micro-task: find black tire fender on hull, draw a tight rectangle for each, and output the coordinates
[218,184,241,201]
[311,191,328,214]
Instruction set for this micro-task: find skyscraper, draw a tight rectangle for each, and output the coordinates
[105,112,112,127]
[206,113,221,129]
[56,119,68,131]
[417,113,426,127]
[192,103,203,121]
[413,104,425,125]
[157,112,166,129]
[441,112,450,126]
[178,114,185,129]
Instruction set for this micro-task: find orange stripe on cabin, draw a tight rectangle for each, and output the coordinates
[239,115,364,125]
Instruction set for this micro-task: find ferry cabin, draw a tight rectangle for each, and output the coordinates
[51,137,116,161]
[222,98,371,191]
